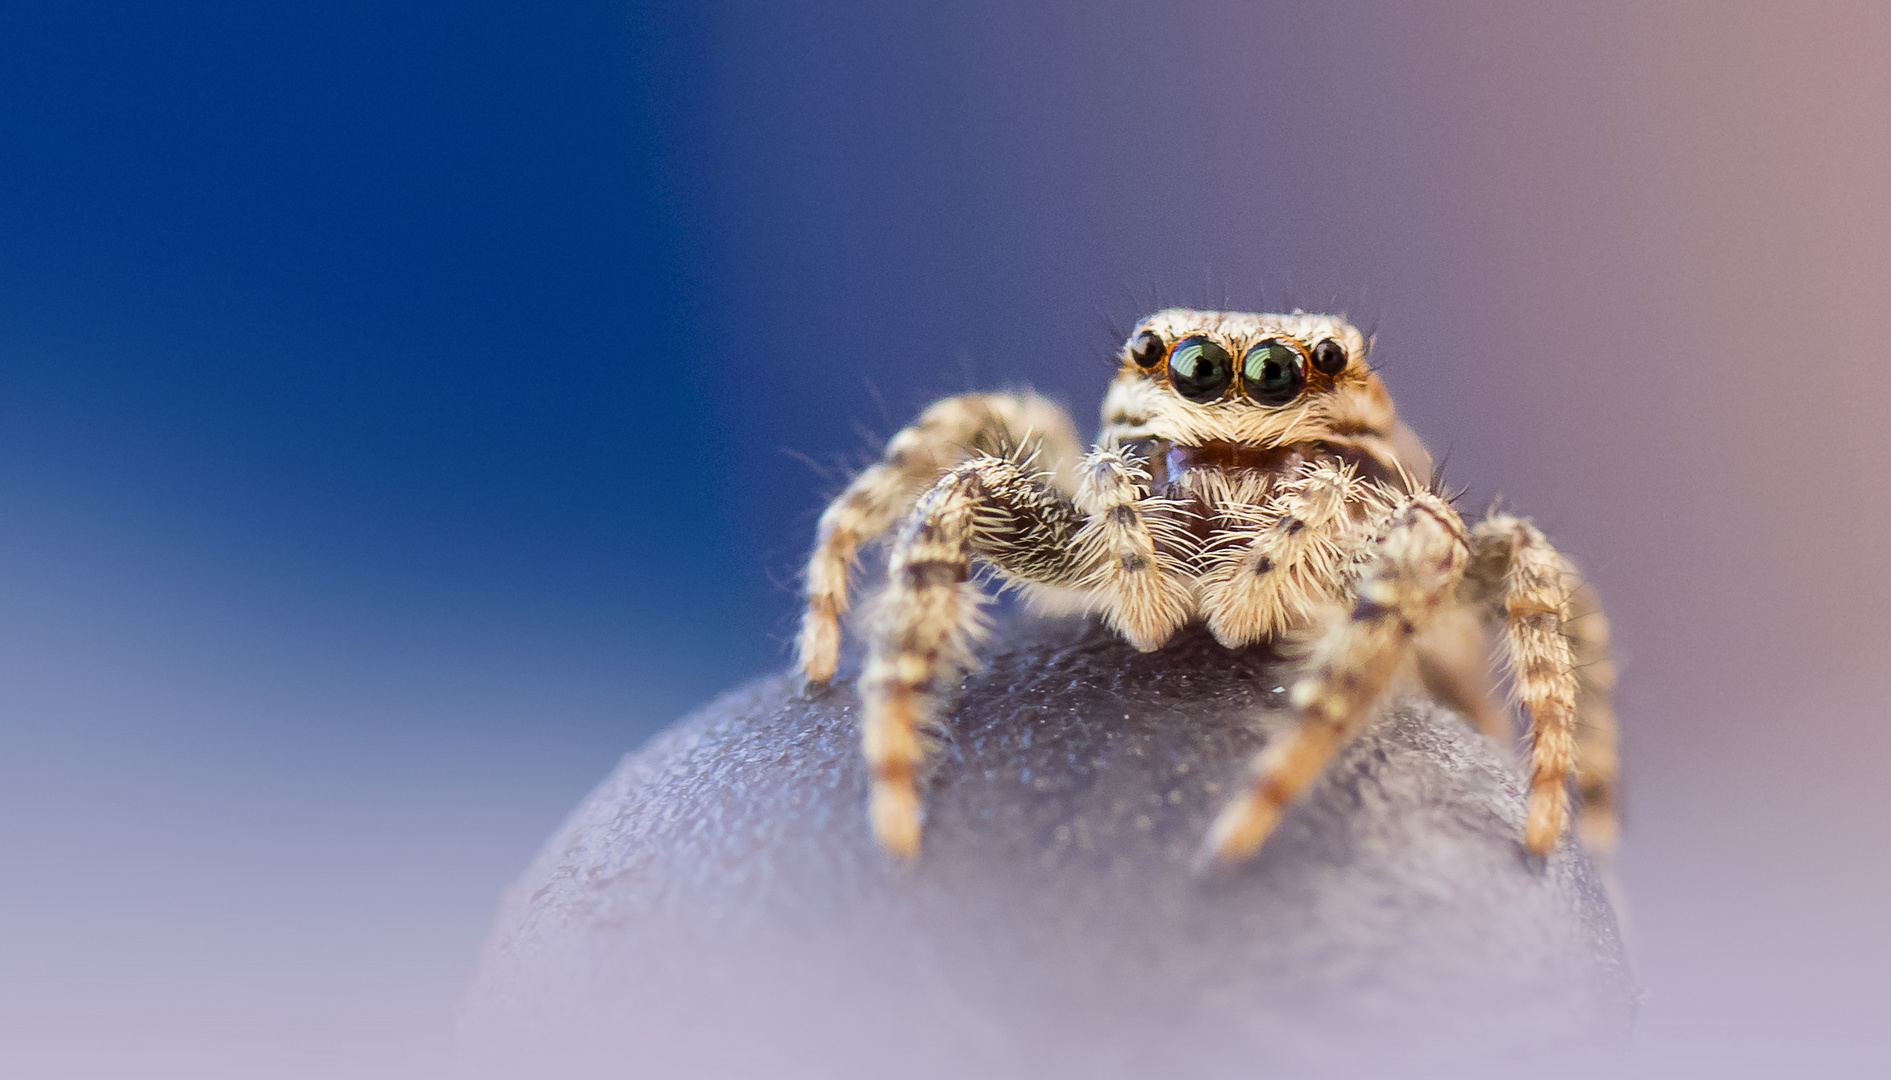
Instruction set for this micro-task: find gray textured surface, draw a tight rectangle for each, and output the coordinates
[458,615,1636,1079]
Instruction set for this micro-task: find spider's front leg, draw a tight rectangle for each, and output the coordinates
[798,392,1081,683]
[861,455,1089,858]
[1199,492,1471,869]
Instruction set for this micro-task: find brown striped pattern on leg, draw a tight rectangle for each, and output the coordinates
[798,392,1081,682]
[1470,514,1583,855]
[860,456,1090,859]
[1200,493,1469,868]
[1564,576,1619,854]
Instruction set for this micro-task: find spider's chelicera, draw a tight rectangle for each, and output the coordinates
[798,309,1618,868]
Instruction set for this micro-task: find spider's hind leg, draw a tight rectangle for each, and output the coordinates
[798,392,1082,682]
[1465,515,1619,855]
[1565,578,1619,853]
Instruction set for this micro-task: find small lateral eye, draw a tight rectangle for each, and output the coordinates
[1312,338,1348,376]
[1128,330,1167,368]
[1242,340,1307,405]
[1167,335,1235,402]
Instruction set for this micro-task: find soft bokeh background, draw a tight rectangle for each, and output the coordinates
[2,2,1887,1076]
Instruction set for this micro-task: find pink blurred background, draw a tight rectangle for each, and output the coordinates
[708,4,1891,1070]
[3,2,1889,1076]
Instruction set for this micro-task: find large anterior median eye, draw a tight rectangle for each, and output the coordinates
[1167,336,1234,402]
[1242,340,1307,405]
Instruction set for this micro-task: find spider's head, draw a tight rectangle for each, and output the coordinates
[1100,308,1396,450]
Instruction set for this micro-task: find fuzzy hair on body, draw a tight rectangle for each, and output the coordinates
[797,308,1618,868]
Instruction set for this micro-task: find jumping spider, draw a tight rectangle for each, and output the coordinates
[798,309,1618,868]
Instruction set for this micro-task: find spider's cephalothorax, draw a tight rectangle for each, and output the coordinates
[797,309,1619,868]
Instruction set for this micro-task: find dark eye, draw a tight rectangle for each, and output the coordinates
[1127,330,1167,369]
[1166,336,1235,402]
[1242,340,1307,405]
[1311,338,1348,376]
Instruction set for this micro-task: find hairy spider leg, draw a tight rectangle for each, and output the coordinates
[799,392,1082,682]
[1199,492,1470,868]
[1466,514,1585,855]
[1564,577,1619,854]
[1411,604,1513,743]
[861,456,1089,858]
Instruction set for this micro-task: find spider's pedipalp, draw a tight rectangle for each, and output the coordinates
[798,392,1082,683]
[1199,492,1470,868]
[1197,459,1390,648]
[1072,447,1194,651]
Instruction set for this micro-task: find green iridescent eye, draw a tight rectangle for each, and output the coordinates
[1167,336,1234,402]
[1242,340,1306,405]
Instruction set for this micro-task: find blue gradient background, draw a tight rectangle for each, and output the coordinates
[3,2,1889,1077]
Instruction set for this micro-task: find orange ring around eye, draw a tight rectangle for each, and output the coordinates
[1168,336,1235,402]
[1241,339,1307,405]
